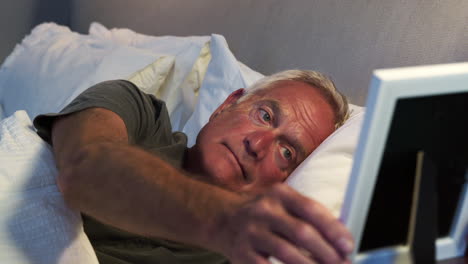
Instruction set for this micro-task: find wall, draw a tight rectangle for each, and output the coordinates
[69,0,468,105]
[1,1,467,105]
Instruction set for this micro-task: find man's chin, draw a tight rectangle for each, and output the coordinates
[204,166,242,191]
[205,170,231,187]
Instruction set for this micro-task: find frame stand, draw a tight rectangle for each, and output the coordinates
[407,151,437,264]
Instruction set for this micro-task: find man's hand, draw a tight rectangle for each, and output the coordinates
[218,184,353,264]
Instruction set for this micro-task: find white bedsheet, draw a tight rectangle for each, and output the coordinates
[0,111,98,264]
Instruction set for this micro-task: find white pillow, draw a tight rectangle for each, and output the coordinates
[0,110,98,264]
[0,22,218,131]
[0,23,179,120]
[67,46,175,110]
[88,22,210,54]
[88,22,213,131]
[0,23,105,118]
[183,35,254,145]
[88,23,264,132]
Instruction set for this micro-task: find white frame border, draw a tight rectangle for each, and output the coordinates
[341,62,468,263]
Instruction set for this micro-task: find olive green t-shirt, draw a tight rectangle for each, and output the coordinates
[33,80,228,264]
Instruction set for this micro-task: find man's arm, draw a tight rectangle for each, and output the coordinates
[52,107,239,245]
[52,107,353,264]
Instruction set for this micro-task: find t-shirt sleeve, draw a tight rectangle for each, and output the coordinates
[33,80,163,145]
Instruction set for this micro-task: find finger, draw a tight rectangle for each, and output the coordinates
[270,184,354,256]
[251,228,316,264]
[268,209,345,264]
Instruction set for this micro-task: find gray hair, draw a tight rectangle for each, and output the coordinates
[241,70,350,129]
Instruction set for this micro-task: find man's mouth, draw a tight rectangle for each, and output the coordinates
[222,143,247,181]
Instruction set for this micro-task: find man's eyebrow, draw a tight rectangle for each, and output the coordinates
[261,100,307,159]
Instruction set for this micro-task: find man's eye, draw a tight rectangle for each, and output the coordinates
[260,109,271,122]
[281,147,292,160]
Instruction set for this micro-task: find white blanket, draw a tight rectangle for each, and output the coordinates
[0,111,98,264]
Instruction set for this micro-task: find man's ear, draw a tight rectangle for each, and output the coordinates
[210,88,245,121]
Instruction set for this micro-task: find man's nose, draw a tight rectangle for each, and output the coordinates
[244,130,275,160]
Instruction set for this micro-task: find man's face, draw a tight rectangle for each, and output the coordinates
[186,81,335,193]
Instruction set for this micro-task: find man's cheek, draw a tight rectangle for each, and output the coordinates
[259,163,284,183]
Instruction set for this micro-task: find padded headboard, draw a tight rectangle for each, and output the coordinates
[2,0,467,105]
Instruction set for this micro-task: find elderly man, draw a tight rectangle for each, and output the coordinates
[34,70,353,264]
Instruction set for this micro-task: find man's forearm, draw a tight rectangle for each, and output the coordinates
[58,141,243,253]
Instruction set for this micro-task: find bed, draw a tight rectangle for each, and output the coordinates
[0,1,466,263]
